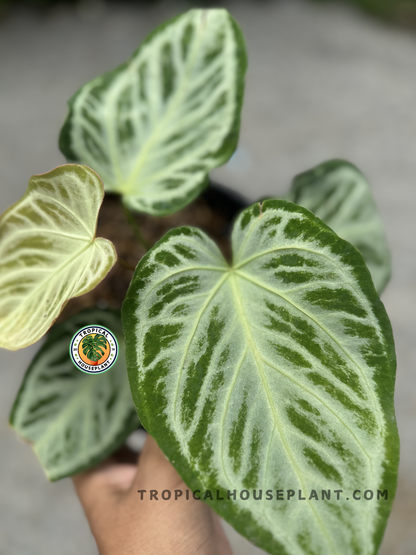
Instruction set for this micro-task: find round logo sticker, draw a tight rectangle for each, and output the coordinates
[69,325,119,374]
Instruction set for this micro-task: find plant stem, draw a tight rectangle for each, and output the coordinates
[122,204,151,251]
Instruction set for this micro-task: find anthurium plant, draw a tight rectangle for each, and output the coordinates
[0,8,399,555]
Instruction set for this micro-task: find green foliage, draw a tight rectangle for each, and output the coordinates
[287,159,391,294]
[82,333,107,362]
[59,9,247,216]
[10,308,139,481]
[122,200,399,555]
[2,7,400,555]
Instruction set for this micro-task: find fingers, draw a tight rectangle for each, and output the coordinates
[72,433,185,526]
[72,434,177,514]
[72,459,137,517]
[131,434,184,494]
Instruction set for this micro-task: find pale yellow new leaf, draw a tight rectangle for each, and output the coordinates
[0,165,117,350]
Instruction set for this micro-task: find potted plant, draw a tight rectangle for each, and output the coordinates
[0,8,398,555]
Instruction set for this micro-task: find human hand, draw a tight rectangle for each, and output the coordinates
[72,434,232,555]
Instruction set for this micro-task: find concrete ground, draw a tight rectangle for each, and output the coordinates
[0,0,415,553]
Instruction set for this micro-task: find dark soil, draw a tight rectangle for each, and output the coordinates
[58,183,247,321]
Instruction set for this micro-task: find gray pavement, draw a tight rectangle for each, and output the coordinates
[1,0,415,553]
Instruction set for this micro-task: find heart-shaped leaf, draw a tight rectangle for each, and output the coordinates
[122,200,398,555]
[10,308,139,481]
[0,165,117,350]
[59,9,247,216]
[287,160,391,294]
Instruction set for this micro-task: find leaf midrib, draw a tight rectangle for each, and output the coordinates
[229,271,336,552]
[121,12,225,194]
[234,269,382,420]
[258,350,373,470]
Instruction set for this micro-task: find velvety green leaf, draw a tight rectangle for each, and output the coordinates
[10,308,139,481]
[287,160,391,294]
[0,165,117,350]
[59,9,247,216]
[122,200,398,555]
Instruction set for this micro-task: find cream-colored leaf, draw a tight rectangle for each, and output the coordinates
[0,165,117,350]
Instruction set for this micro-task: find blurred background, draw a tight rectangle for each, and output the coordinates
[1,0,415,553]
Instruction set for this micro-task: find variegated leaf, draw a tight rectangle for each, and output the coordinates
[10,308,139,481]
[122,200,398,555]
[287,160,391,294]
[59,9,247,216]
[0,165,117,350]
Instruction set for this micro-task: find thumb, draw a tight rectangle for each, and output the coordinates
[72,456,137,517]
[72,433,183,514]
[130,433,185,496]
